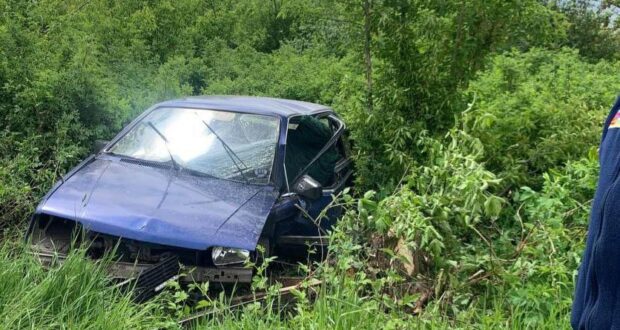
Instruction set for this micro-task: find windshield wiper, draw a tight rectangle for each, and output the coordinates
[145,121,181,171]
[194,113,250,184]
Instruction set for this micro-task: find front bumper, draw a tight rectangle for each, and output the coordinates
[32,251,253,283]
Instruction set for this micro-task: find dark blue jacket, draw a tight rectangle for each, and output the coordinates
[572,96,620,329]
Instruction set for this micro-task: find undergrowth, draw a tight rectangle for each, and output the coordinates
[0,240,174,329]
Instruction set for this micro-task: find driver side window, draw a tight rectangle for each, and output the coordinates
[285,115,339,187]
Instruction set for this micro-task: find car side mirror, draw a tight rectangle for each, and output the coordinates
[93,140,109,154]
[293,175,322,200]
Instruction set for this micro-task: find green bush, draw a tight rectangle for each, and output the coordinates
[328,135,597,328]
[201,43,347,105]
[464,48,620,189]
[0,0,197,228]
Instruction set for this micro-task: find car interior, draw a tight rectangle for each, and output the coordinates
[284,115,343,188]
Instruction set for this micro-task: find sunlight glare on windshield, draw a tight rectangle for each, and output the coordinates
[157,111,216,164]
[109,107,279,184]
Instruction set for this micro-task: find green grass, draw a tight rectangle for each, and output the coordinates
[0,241,174,329]
[0,239,571,329]
[192,273,572,330]
[193,278,407,329]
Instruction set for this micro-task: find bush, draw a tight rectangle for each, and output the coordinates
[328,128,597,327]
[202,43,347,105]
[464,48,620,189]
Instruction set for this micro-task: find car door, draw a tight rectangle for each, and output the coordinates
[286,113,352,234]
[272,113,353,249]
[303,115,353,231]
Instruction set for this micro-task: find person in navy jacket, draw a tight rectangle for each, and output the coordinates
[573,96,620,329]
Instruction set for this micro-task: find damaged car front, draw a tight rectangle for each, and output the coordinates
[27,105,283,285]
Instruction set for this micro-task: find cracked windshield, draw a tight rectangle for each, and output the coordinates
[109,107,279,184]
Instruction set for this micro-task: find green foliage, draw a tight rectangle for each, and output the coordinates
[553,0,620,61]
[331,133,597,328]
[335,0,568,190]
[464,48,620,188]
[202,43,347,104]
[0,0,615,328]
[0,241,174,328]
[372,0,566,127]
[341,130,505,307]
[0,0,200,227]
[364,130,504,269]
[497,154,597,326]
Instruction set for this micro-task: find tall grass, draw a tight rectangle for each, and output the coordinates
[193,276,409,329]
[193,281,571,330]
[0,241,174,329]
[0,237,571,329]
[193,270,571,330]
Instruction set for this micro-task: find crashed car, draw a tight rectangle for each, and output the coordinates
[26,96,353,286]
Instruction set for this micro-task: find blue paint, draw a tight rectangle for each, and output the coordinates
[37,156,278,250]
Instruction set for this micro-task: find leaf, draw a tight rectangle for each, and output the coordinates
[484,195,503,218]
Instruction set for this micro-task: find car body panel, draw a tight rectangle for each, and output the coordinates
[155,96,330,118]
[37,155,278,251]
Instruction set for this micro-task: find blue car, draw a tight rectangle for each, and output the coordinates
[27,96,353,285]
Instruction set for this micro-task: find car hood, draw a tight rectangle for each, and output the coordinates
[36,157,278,251]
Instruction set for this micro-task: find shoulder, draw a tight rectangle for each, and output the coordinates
[601,96,620,141]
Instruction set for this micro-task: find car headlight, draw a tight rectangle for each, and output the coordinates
[211,247,250,267]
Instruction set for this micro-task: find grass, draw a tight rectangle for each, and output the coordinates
[0,240,174,329]
[0,238,572,329]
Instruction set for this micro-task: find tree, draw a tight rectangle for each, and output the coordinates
[363,0,373,112]
[551,0,620,61]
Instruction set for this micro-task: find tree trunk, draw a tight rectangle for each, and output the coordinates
[363,0,373,112]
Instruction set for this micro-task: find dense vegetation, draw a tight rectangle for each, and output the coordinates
[1,0,619,328]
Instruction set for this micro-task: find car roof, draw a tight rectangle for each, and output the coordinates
[154,95,332,118]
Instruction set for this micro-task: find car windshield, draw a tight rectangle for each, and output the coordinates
[108,107,280,184]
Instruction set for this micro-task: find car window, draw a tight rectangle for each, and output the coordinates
[285,115,340,187]
[108,107,279,184]
[318,117,332,132]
